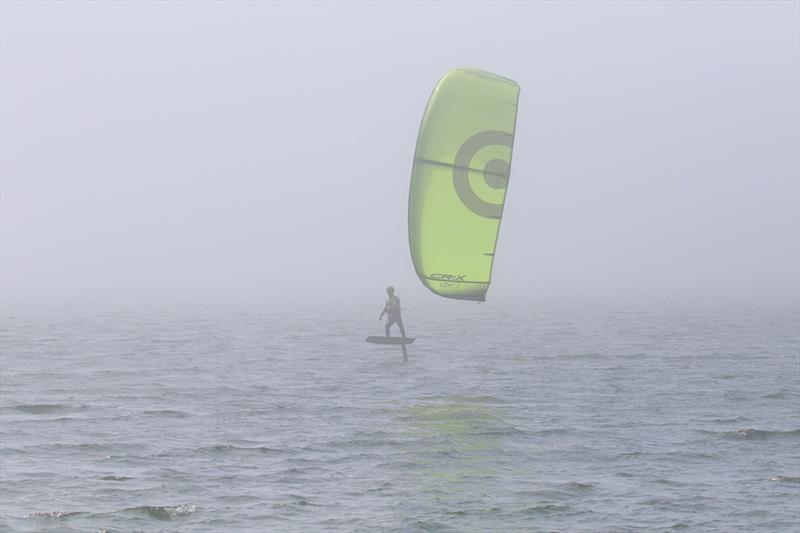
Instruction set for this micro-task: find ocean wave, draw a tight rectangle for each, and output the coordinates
[617,450,644,458]
[12,404,80,415]
[319,437,404,450]
[26,510,85,520]
[317,429,401,449]
[663,450,719,460]
[141,409,191,418]
[0,446,24,455]
[122,504,197,520]
[413,394,510,405]
[560,481,594,492]
[365,481,395,494]
[30,442,134,454]
[202,444,283,455]
[520,503,571,515]
[532,427,570,436]
[654,477,688,486]
[713,429,800,441]
[442,506,505,517]
[272,494,320,509]
[34,442,105,452]
[701,416,754,424]
[771,476,800,484]
[26,504,197,522]
[478,426,527,436]
[278,466,310,476]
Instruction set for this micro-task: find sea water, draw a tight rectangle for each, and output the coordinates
[1,301,798,532]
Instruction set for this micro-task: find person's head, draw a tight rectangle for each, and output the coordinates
[386,286,395,296]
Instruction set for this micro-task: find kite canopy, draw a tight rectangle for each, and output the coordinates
[408,68,520,301]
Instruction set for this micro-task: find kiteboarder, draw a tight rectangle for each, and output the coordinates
[379,286,406,338]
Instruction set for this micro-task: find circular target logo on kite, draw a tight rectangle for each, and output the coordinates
[452,130,514,219]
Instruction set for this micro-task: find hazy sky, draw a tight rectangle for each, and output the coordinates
[2,1,798,308]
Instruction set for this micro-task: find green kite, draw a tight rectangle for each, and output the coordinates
[408,68,520,301]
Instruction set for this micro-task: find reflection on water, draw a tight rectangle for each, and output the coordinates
[393,397,518,526]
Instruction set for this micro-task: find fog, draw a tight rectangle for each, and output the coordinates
[2,1,798,309]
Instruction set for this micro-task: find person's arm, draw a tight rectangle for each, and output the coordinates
[379,303,387,320]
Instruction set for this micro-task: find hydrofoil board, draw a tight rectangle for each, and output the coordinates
[365,336,415,345]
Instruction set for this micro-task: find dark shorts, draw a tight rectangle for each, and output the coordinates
[386,315,403,327]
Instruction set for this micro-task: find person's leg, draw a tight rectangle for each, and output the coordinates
[397,318,406,338]
[385,317,395,337]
